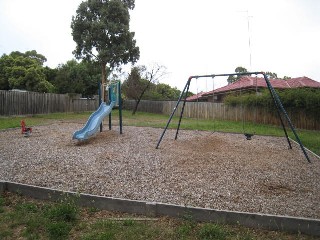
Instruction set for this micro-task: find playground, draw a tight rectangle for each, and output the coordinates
[0,120,319,220]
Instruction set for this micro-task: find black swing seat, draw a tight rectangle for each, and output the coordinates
[244,133,254,140]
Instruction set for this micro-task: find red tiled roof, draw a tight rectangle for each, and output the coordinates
[186,91,206,101]
[203,76,320,96]
[186,76,320,101]
[286,77,320,88]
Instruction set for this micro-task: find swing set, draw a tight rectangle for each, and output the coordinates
[156,71,311,163]
[239,74,258,140]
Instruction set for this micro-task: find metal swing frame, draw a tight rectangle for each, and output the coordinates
[155,71,311,163]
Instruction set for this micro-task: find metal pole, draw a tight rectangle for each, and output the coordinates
[263,75,292,149]
[190,71,262,79]
[108,85,112,130]
[118,81,123,134]
[175,78,192,140]
[156,79,190,149]
[212,76,216,132]
[263,74,310,162]
[99,82,103,132]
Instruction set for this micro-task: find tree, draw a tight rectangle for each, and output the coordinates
[71,0,140,100]
[227,66,248,84]
[24,50,47,65]
[43,66,57,84]
[123,71,181,101]
[0,51,54,92]
[121,0,135,9]
[122,66,143,98]
[9,50,47,65]
[122,64,167,114]
[0,54,12,90]
[145,83,181,100]
[265,71,278,79]
[54,60,100,97]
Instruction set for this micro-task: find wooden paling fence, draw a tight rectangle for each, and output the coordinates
[0,90,99,116]
[1,92,318,130]
[123,100,164,114]
[124,100,320,130]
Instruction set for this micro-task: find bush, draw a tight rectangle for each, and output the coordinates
[224,88,320,116]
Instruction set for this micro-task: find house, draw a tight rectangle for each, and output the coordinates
[186,76,320,103]
[184,91,206,102]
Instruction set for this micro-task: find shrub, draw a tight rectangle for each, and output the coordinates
[224,88,320,117]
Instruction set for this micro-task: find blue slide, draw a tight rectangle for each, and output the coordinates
[73,102,115,141]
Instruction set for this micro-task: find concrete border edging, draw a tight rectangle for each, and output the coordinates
[1,181,319,236]
[0,181,6,194]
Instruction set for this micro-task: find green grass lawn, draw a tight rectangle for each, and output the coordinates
[1,110,319,156]
[0,192,317,240]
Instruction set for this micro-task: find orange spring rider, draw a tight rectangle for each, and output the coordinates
[21,120,32,136]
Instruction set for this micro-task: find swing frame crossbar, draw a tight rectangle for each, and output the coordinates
[155,71,311,163]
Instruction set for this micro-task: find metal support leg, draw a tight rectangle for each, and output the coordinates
[175,79,191,140]
[118,82,123,134]
[156,79,190,149]
[263,74,310,162]
[264,76,292,149]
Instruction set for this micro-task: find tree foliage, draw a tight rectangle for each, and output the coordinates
[43,66,58,84]
[122,64,168,114]
[121,0,135,9]
[265,71,278,79]
[0,50,106,95]
[123,77,180,101]
[224,88,320,116]
[122,66,143,100]
[54,60,100,97]
[227,66,249,84]
[227,66,289,82]
[0,51,54,92]
[144,83,181,101]
[71,0,139,88]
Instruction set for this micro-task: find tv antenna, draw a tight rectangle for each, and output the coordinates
[239,10,253,70]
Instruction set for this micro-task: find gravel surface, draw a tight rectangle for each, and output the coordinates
[1,121,319,219]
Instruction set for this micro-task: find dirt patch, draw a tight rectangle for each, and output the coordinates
[259,182,295,195]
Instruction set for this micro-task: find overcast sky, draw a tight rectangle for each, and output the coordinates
[1,0,320,93]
